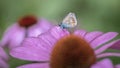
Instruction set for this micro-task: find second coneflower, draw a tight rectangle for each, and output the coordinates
[10,13,120,68]
[0,15,53,49]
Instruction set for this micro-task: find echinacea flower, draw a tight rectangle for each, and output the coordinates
[0,45,9,68]
[10,13,120,68]
[0,15,53,49]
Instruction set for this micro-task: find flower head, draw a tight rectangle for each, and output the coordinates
[10,13,120,68]
[18,15,37,27]
[50,34,96,68]
[0,15,53,49]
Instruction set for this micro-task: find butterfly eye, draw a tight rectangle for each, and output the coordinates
[60,12,77,28]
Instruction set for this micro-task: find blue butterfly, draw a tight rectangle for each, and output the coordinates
[59,13,77,29]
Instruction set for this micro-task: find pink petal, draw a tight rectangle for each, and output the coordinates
[10,37,51,61]
[84,31,103,43]
[95,39,120,55]
[17,63,49,68]
[38,32,57,49]
[91,59,114,68]
[0,47,8,61]
[0,58,9,68]
[90,32,118,49]
[21,37,52,53]
[1,23,25,49]
[109,39,120,50]
[28,18,53,37]
[10,45,50,61]
[74,30,87,38]
[11,26,70,62]
[115,64,120,68]
[47,26,70,39]
[97,52,120,59]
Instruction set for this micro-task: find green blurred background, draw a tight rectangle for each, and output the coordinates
[0,0,120,68]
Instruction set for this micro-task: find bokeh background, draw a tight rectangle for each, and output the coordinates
[0,0,120,68]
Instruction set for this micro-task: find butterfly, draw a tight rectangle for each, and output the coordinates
[59,12,77,29]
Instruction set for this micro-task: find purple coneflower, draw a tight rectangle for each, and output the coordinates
[0,45,9,68]
[0,15,53,49]
[10,13,120,68]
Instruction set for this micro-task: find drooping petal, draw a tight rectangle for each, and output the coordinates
[0,47,8,61]
[21,37,52,53]
[97,52,120,59]
[74,30,87,38]
[10,46,49,61]
[90,32,118,49]
[95,39,120,55]
[10,41,50,61]
[91,59,114,68]
[0,58,9,68]
[84,31,103,43]
[10,25,70,62]
[17,63,49,68]
[1,23,26,49]
[108,39,120,50]
[28,19,53,37]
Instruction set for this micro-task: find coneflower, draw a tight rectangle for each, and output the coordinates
[10,13,120,68]
[1,15,53,49]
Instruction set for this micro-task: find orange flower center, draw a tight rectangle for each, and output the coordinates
[50,34,96,68]
[18,15,37,27]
